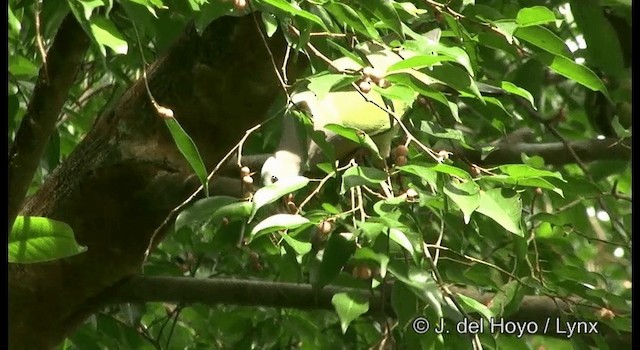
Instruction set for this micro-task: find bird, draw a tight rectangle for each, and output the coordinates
[260,30,443,186]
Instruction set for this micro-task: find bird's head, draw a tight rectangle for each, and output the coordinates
[260,151,303,186]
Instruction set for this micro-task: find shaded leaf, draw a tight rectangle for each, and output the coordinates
[164,118,209,196]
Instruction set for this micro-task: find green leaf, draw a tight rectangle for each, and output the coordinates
[455,293,495,321]
[480,175,563,196]
[391,282,419,327]
[257,0,327,29]
[515,6,557,27]
[282,234,313,256]
[535,52,608,95]
[476,188,523,236]
[250,214,311,240]
[175,196,239,231]
[514,26,572,58]
[325,2,379,39]
[341,166,388,193]
[388,228,416,257]
[324,124,382,158]
[443,180,480,224]
[331,292,369,334]
[397,164,438,188]
[569,1,626,79]
[489,279,530,317]
[307,74,355,100]
[250,176,309,221]
[8,6,21,33]
[261,12,279,37]
[316,233,356,289]
[501,81,536,108]
[423,64,482,100]
[387,55,456,72]
[403,40,475,77]
[426,163,472,181]
[90,16,128,55]
[498,164,565,181]
[9,56,39,78]
[353,247,389,278]
[210,201,253,224]
[372,84,417,104]
[9,216,87,264]
[164,118,209,196]
[361,0,403,36]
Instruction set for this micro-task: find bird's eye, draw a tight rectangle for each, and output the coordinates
[271,176,279,184]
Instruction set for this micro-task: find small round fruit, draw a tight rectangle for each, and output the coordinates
[358,80,372,93]
[395,155,408,166]
[240,166,251,177]
[242,175,254,185]
[394,145,409,157]
[318,220,333,235]
[234,0,247,11]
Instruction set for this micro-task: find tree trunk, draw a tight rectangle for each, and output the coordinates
[9,14,300,349]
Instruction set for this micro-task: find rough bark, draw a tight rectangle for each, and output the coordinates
[9,14,301,349]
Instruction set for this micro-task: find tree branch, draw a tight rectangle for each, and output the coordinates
[106,276,630,346]
[440,137,630,166]
[8,14,90,230]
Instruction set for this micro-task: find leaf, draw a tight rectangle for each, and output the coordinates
[261,12,279,37]
[164,118,209,196]
[250,214,311,240]
[9,56,39,78]
[9,216,87,264]
[488,279,529,317]
[535,51,608,95]
[387,55,455,72]
[307,74,355,100]
[501,81,536,108]
[341,165,388,193]
[250,176,309,220]
[481,175,563,197]
[316,233,356,289]
[282,234,312,256]
[515,6,557,27]
[8,5,21,33]
[514,26,572,58]
[175,196,239,231]
[455,293,495,321]
[257,0,327,29]
[210,201,254,224]
[388,228,415,257]
[476,188,523,236]
[372,84,417,104]
[361,0,403,36]
[443,180,480,224]
[90,16,128,55]
[498,164,565,181]
[569,1,626,79]
[331,292,369,334]
[325,2,379,39]
[324,124,382,158]
[423,64,482,100]
[353,247,389,278]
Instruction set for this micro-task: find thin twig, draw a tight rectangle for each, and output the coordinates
[249,8,290,96]
[296,162,351,212]
[35,0,49,83]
